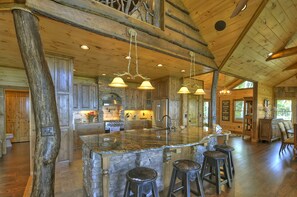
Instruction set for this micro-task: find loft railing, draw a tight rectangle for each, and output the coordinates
[95,0,161,27]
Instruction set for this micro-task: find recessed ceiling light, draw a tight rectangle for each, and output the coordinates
[102,73,106,76]
[157,64,163,67]
[125,56,131,60]
[73,69,76,72]
[80,45,89,50]
[181,70,186,73]
[268,52,273,56]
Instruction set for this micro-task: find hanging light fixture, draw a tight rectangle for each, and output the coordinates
[109,29,154,90]
[177,51,206,95]
[219,89,231,95]
[219,75,231,95]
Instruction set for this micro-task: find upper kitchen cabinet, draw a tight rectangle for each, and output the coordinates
[73,77,98,110]
[125,88,152,110]
[151,77,169,100]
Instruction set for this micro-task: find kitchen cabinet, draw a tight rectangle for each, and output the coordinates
[259,119,282,142]
[73,83,98,110]
[242,97,253,139]
[152,77,169,100]
[125,88,152,110]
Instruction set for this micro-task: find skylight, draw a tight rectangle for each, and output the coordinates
[233,81,253,89]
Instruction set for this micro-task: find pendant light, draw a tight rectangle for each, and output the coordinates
[177,51,206,95]
[109,29,154,90]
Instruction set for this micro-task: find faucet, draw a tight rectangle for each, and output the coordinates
[161,115,176,132]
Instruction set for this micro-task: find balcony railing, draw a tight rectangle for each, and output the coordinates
[95,0,161,27]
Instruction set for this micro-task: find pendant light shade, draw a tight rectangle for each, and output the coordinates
[108,77,128,88]
[109,29,154,90]
[137,80,155,90]
[177,86,191,94]
[194,88,206,95]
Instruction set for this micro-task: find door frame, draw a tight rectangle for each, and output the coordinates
[5,89,30,143]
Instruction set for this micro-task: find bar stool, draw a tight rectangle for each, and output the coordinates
[167,160,205,197]
[124,167,159,197]
[201,151,231,195]
[214,144,235,179]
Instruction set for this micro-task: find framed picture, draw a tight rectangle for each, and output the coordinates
[222,100,230,121]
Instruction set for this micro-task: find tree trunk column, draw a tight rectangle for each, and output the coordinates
[210,70,219,128]
[12,8,61,196]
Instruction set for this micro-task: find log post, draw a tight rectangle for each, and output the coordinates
[210,70,219,128]
[12,8,61,196]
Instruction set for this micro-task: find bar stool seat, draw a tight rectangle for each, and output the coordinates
[124,167,159,197]
[168,160,205,197]
[201,151,231,195]
[214,144,235,179]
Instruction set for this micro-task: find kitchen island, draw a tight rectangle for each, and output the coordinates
[80,127,223,197]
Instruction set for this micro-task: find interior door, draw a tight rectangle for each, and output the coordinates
[5,90,30,142]
[188,95,198,126]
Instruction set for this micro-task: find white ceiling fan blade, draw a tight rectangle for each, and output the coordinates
[230,0,248,18]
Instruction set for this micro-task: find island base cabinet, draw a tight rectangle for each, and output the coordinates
[82,144,163,197]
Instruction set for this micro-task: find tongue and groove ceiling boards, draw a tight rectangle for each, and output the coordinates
[183,0,297,87]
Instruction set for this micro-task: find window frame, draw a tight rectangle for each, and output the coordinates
[233,99,244,123]
[276,99,292,120]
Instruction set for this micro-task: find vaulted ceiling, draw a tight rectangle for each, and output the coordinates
[184,0,297,87]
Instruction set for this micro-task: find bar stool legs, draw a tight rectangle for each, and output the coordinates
[167,160,205,197]
[201,151,231,195]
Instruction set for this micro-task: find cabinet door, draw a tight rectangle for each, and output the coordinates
[89,85,98,109]
[135,89,144,109]
[81,85,90,109]
[73,83,79,109]
[159,78,168,98]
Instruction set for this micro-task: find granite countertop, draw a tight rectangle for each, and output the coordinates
[80,126,221,155]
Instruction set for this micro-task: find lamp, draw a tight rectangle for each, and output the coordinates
[219,89,231,95]
[177,51,206,95]
[109,29,154,90]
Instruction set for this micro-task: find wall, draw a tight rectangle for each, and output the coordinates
[218,89,253,133]
[0,67,28,156]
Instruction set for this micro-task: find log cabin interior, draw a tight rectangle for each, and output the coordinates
[0,0,297,196]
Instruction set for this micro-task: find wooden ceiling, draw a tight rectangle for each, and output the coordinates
[1,0,297,87]
[0,10,212,83]
[183,0,297,87]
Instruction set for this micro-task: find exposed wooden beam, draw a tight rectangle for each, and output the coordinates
[266,46,297,61]
[283,62,297,71]
[219,0,268,71]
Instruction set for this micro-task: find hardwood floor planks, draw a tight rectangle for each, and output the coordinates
[1,137,297,196]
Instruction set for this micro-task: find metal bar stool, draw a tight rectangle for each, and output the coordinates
[167,160,205,197]
[214,144,235,179]
[201,151,231,195]
[124,167,159,197]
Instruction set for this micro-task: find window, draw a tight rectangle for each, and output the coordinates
[233,81,253,89]
[234,100,244,122]
[276,100,292,120]
[203,100,210,126]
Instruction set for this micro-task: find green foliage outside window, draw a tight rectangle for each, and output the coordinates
[276,100,292,120]
[234,100,244,121]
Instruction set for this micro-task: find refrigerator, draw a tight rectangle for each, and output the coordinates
[152,99,169,128]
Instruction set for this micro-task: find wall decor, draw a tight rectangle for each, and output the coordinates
[222,100,230,121]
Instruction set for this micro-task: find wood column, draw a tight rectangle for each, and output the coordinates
[13,8,61,196]
[210,70,219,128]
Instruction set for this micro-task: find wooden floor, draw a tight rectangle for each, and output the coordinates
[0,142,30,197]
[1,137,297,197]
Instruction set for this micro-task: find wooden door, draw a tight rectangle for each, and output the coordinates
[5,90,30,142]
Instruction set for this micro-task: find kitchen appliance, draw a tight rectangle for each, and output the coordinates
[152,99,168,128]
[104,121,125,133]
